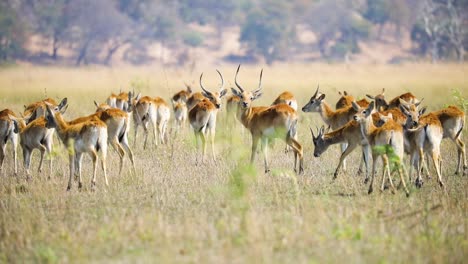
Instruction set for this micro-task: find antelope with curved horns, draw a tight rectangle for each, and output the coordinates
[352,101,409,196]
[231,65,303,173]
[189,70,227,163]
[366,88,420,112]
[302,86,369,175]
[131,94,170,149]
[0,109,18,175]
[45,102,108,191]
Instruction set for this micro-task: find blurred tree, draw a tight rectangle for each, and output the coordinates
[308,0,370,60]
[32,0,72,60]
[240,1,296,64]
[0,1,26,62]
[68,0,131,65]
[364,0,390,39]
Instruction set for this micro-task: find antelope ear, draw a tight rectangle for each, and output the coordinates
[367,101,375,113]
[318,94,326,101]
[419,107,427,116]
[58,98,68,110]
[60,104,68,114]
[135,93,141,102]
[366,94,375,100]
[94,101,99,108]
[219,89,227,98]
[252,92,262,100]
[344,91,348,96]
[231,88,242,98]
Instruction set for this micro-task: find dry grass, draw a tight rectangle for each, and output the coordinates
[0,63,467,263]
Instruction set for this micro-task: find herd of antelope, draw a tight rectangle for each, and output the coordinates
[0,65,465,196]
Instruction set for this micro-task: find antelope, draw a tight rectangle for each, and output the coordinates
[231,65,303,173]
[0,109,18,175]
[302,87,368,174]
[399,102,444,188]
[106,91,133,112]
[352,101,409,196]
[172,83,193,103]
[225,92,241,125]
[431,105,466,175]
[366,88,419,111]
[189,70,227,163]
[24,98,67,124]
[173,100,188,134]
[65,103,136,175]
[45,102,108,191]
[186,92,206,111]
[335,91,370,110]
[131,95,170,149]
[272,91,297,111]
[310,121,371,181]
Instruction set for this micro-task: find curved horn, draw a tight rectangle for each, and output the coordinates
[310,127,315,139]
[252,68,263,95]
[216,69,224,91]
[234,64,245,93]
[199,73,210,95]
[312,84,319,98]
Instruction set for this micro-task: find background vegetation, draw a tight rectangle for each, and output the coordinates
[0,0,467,66]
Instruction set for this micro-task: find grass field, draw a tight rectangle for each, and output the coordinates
[0,63,467,263]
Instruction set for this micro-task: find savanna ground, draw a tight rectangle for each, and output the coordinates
[0,63,467,263]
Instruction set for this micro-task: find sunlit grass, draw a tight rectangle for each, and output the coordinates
[0,63,466,263]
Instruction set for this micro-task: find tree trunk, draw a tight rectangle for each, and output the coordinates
[76,40,91,66]
[51,34,59,60]
[104,44,121,65]
[430,39,439,63]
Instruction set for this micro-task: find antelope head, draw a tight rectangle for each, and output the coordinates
[199,69,227,109]
[301,84,325,112]
[230,64,263,109]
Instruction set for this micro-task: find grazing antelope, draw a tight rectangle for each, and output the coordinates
[231,65,303,173]
[310,121,371,181]
[352,101,409,196]
[189,70,227,163]
[45,102,108,191]
[366,88,419,111]
[302,86,368,174]
[272,91,297,111]
[0,109,18,175]
[131,95,170,149]
[66,103,136,175]
[399,103,444,188]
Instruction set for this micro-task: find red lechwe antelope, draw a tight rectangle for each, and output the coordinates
[10,99,67,179]
[189,70,227,163]
[0,109,18,175]
[399,102,444,188]
[106,91,133,112]
[172,83,193,104]
[352,101,410,196]
[272,91,298,111]
[302,87,370,176]
[366,88,419,112]
[231,65,303,174]
[65,102,136,175]
[45,101,108,191]
[131,94,170,149]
